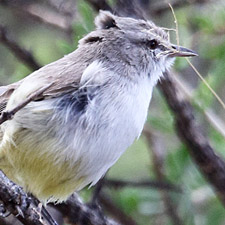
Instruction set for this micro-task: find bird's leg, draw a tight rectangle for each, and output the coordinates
[87,177,106,223]
[29,194,58,225]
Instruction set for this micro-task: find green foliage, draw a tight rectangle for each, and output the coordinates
[165,144,190,181]
[193,74,217,109]
[113,188,140,214]
[192,15,214,33]
[206,198,225,225]
[148,89,174,133]
[73,0,95,48]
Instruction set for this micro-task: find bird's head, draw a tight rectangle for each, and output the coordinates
[79,11,197,80]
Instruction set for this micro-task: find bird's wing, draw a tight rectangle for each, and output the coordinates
[4,47,94,111]
[0,81,22,113]
[0,82,22,142]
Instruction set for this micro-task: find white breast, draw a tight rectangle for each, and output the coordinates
[54,61,155,189]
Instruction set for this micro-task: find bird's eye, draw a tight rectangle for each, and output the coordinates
[147,39,158,50]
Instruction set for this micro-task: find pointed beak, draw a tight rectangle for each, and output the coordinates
[168,45,198,57]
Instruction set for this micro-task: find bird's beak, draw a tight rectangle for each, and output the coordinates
[168,45,198,57]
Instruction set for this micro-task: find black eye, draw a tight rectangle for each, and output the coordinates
[147,39,158,50]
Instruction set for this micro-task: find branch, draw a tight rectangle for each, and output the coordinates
[84,0,113,11]
[115,0,146,19]
[0,25,41,71]
[88,0,225,210]
[99,193,138,225]
[150,0,209,15]
[0,83,53,125]
[53,193,120,225]
[22,3,74,36]
[172,74,225,139]
[0,1,73,35]
[158,72,225,206]
[104,178,182,192]
[0,170,121,225]
[143,127,184,225]
[0,170,58,225]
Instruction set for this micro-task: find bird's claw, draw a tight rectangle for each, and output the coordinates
[0,202,11,218]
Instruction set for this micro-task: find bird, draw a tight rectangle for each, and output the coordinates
[0,11,197,203]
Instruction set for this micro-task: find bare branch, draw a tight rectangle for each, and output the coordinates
[115,0,146,19]
[172,74,225,139]
[23,3,74,36]
[158,72,225,206]
[99,193,138,225]
[53,193,120,225]
[0,83,53,125]
[104,178,182,192]
[0,1,73,35]
[84,0,113,12]
[150,0,210,15]
[0,170,58,225]
[0,25,41,71]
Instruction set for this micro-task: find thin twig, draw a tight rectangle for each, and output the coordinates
[84,0,113,11]
[24,3,74,37]
[151,0,209,15]
[104,178,182,192]
[0,25,41,71]
[186,58,225,111]
[159,72,225,206]
[172,73,225,138]
[115,0,146,19]
[53,193,119,225]
[0,1,73,35]
[99,192,138,225]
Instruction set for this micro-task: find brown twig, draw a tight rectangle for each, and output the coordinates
[0,25,41,71]
[0,171,121,225]
[24,4,73,35]
[0,1,73,35]
[84,0,113,12]
[104,178,182,192]
[0,83,53,125]
[158,72,225,206]
[172,73,225,139]
[150,0,209,15]
[53,193,119,225]
[115,0,146,19]
[99,192,138,225]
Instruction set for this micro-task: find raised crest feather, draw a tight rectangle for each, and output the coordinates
[95,10,118,30]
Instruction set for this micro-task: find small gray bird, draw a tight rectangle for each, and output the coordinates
[0,11,196,203]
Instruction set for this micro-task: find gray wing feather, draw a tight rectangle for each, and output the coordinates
[0,84,19,142]
[0,85,17,113]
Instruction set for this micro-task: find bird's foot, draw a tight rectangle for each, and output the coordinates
[0,202,11,218]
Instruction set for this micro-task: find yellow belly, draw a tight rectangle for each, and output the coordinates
[0,129,85,203]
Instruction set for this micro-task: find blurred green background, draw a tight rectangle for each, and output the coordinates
[0,0,225,224]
